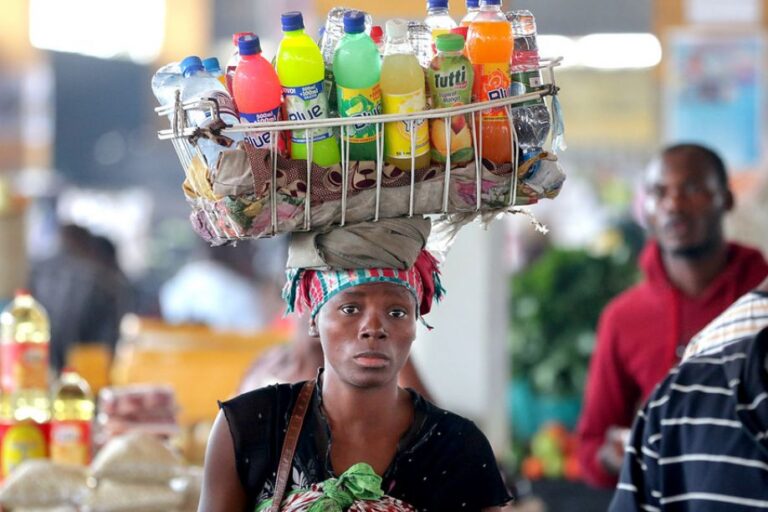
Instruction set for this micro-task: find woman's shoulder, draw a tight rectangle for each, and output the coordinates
[412,391,488,439]
[220,380,310,430]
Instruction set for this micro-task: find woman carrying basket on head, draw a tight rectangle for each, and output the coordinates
[198,223,512,511]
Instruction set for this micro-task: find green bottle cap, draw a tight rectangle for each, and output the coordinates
[436,33,465,52]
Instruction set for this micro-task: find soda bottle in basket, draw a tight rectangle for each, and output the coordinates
[233,35,285,154]
[0,291,51,478]
[381,19,431,171]
[507,9,551,150]
[50,368,94,466]
[428,33,474,165]
[226,31,255,97]
[425,0,458,41]
[276,11,340,167]
[334,10,383,162]
[466,0,514,164]
[460,0,480,26]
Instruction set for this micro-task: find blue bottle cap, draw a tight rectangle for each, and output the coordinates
[466,0,480,7]
[202,57,221,73]
[482,0,502,4]
[281,11,304,32]
[180,56,204,76]
[429,0,449,8]
[238,35,262,56]
[343,11,366,34]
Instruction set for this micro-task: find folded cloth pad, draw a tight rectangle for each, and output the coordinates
[287,217,431,270]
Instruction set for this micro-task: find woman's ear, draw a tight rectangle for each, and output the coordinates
[308,316,320,338]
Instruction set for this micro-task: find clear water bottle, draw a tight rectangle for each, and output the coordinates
[176,56,243,166]
[408,21,434,68]
[507,10,550,149]
[425,0,458,41]
[150,61,181,107]
[202,57,226,88]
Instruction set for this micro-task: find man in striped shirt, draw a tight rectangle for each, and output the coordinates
[682,276,768,360]
[610,324,768,511]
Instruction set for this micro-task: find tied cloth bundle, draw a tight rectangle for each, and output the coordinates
[283,219,445,326]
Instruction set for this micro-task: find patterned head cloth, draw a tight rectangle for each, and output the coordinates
[283,250,445,325]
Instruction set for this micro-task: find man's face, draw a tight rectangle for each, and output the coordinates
[644,150,731,257]
[312,282,417,389]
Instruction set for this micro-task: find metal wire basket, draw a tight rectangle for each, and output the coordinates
[156,57,564,243]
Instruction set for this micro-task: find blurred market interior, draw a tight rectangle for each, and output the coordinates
[1,0,768,510]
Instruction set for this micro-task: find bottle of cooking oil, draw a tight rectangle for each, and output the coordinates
[50,368,94,465]
[0,291,51,478]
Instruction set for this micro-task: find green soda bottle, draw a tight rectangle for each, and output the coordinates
[333,11,383,162]
[276,11,340,167]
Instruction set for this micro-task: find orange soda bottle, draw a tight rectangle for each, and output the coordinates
[466,0,514,164]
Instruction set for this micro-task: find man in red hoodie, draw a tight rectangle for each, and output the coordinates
[576,143,768,488]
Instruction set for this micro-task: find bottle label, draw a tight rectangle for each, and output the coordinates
[473,62,511,120]
[206,90,239,122]
[510,68,545,106]
[0,342,49,394]
[0,421,48,477]
[382,89,430,160]
[428,57,475,164]
[240,107,281,150]
[51,420,91,466]
[282,80,334,144]
[337,84,383,145]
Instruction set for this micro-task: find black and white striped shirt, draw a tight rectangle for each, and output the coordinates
[610,326,768,511]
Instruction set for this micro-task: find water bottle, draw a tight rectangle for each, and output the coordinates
[460,0,480,26]
[276,11,340,166]
[202,57,226,88]
[233,35,285,153]
[425,0,458,41]
[150,61,181,107]
[178,56,244,165]
[507,10,550,149]
[408,21,435,68]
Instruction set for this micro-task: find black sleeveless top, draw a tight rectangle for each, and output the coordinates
[220,377,513,511]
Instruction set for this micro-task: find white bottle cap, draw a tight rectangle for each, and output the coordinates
[386,19,408,39]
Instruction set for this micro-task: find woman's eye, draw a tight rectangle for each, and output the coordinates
[340,305,359,315]
[389,309,407,319]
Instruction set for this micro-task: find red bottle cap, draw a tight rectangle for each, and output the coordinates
[370,25,384,45]
[450,26,469,41]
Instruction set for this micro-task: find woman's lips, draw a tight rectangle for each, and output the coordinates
[353,351,390,368]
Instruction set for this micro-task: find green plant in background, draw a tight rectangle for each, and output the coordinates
[510,245,638,399]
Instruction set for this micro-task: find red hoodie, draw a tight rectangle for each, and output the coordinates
[577,241,768,488]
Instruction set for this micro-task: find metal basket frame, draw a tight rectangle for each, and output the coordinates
[156,57,562,240]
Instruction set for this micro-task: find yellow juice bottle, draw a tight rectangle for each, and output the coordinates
[381,19,431,171]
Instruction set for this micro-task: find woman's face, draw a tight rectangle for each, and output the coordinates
[312,282,417,389]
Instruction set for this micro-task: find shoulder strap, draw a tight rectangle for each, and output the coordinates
[268,379,316,512]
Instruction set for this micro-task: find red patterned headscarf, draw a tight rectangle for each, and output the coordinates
[283,250,445,323]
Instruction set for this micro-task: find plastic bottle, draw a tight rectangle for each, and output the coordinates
[0,291,51,424]
[333,11,383,162]
[460,0,481,26]
[226,31,255,96]
[407,21,435,68]
[428,33,474,164]
[150,61,181,107]
[202,57,226,88]
[233,35,285,153]
[178,56,244,166]
[276,12,340,167]
[50,368,94,466]
[425,0,458,41]
[381,19,431,171]
[320,8,373,116]
[0,291,50,479]
[507,9,551,149]
[466,0,514,164]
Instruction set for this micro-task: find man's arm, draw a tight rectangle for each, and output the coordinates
[198,410,248,512]
[577,310,639,487]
